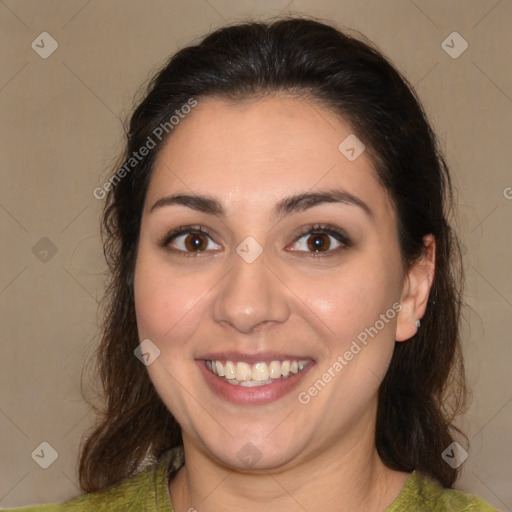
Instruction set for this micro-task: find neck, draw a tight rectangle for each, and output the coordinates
[169,416,410,512]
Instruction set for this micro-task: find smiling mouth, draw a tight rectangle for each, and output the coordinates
[205,359,313,387]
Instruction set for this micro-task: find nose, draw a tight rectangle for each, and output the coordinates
[211,250,291,335]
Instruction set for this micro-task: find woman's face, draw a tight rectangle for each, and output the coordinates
[134,95,423,471]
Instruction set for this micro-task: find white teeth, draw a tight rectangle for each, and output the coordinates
[206,358,311,385]
[235,362,252,381]
[224,361,236,380]
[239,378,273,387]
[269,360,282,379]
[252,362,269,381]
[215,361,225,377]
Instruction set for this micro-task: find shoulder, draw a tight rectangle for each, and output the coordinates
[385,470,499,511]
[1,449,180,512]
[0,467,155,512]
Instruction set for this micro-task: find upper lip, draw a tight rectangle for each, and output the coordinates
[197,352,314,363]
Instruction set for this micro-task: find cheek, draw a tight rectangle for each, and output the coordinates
[133,249,207,350]
[297,262,401,401]
[305,258,400,342]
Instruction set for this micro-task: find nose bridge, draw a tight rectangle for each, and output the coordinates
[212,248,290,334]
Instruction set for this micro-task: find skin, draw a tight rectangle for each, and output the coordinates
[134,95,435,512]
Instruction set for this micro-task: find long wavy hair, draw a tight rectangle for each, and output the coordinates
[79,16,467,492]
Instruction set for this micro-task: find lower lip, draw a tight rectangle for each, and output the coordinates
[196,360,314,405]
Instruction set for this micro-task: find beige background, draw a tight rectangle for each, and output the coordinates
[1,0,511,509]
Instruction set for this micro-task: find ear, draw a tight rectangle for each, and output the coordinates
[395,234,436,342]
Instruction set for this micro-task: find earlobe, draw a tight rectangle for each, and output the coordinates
[395,234,436,342]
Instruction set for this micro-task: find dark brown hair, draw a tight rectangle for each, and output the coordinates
[79,16,467,492]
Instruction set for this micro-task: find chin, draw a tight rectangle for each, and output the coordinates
[199,429,309,473]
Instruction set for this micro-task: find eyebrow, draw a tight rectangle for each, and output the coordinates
[149,188,374,220]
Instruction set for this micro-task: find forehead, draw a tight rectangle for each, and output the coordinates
[147,95,392,219]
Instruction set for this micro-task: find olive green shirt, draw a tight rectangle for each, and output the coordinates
[2,448,498,511]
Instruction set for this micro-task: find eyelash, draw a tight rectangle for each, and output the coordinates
[159,224,352,258]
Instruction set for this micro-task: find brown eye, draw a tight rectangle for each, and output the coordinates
[288,225,351,256]
[183,233,208,251]
[306,233,331,252]
[162,227,222,255]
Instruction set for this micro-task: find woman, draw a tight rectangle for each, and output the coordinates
[7,16,498,512]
